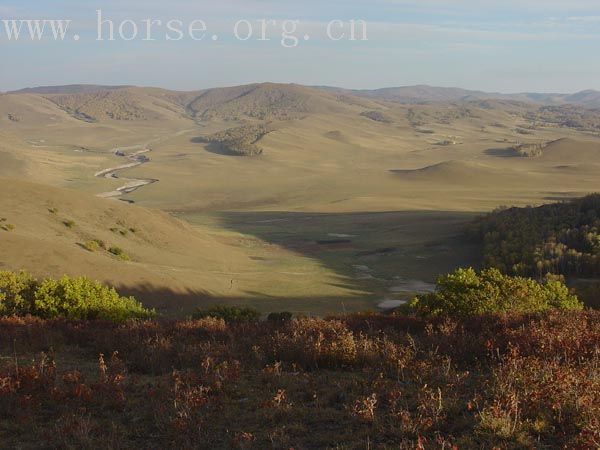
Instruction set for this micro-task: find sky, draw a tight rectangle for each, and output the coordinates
[0,0,599,92]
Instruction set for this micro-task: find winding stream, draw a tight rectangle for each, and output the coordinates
[95,146,158,200]
[93,129,198,200]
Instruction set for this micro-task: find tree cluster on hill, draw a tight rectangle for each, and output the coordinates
[406,108,429,127]
[526,105,600,131]
[359,110,393,123]
[197,124,271,156]
[432,105,478,125]
[467,194,600,277]
[47,92,149,122]
[512,142,547,157]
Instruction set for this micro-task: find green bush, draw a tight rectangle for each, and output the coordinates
[0,271,154,322]
[109,246,130,261]
[192,305,261,323]
[34,276,154,321]
[82,239,106,252]
[63,219,76,229]
[409,268,583,317]
[0,271,38,316]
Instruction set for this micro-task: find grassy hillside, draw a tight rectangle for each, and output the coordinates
[4,82,600,316]
[0,178,273,314]
[0,178,393,315]
[186,83,376,121]
[4,83,600,214]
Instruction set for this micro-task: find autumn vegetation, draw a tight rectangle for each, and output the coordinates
[0,310,597,448]
[468,194,600,278]
[1,268,599,448]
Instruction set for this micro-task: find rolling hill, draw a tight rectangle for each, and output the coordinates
[3,81,600,315]
[0,177,266,315]
[390,160,530,186]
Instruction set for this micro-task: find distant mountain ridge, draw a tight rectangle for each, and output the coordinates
[10,84,133,95]
[316,85,600,108]
[5,82,380,123]
[9,83,600,108]
[4,83,600,124]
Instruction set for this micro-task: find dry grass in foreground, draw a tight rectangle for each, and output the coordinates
[0,311,598,449]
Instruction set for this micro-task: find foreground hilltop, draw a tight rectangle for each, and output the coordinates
[0,309,598,448]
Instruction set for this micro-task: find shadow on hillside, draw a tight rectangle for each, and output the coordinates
[114,211,481,318]
[190,137,241,156]
[114,284,379,318]
[115,285,210,317]
[179,210,481,311]
[484,147,517,157]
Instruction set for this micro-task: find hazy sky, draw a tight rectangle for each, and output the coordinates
[1,0,599,92]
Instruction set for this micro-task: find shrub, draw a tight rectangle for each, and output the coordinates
[513,142,545,157]
[82,239,106,252]
[267,312,293,323]
[0,271,39,316]
[409,268,583,317]
[109,227,130,236]
[0,310,599,447]
[48,208,58,214]
[33,276,154,321]
[192,305,260,323]
[0,218,15,231]
[0,271,154,321]
[175,317,228,338]
[108,247,130,261]
[63,220,76,229]
[271,318,358,369]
